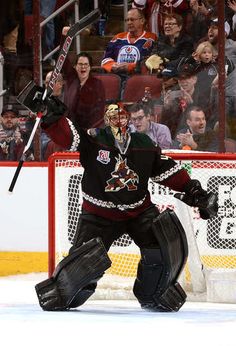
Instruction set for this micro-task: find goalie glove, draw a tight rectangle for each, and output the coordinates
[17,81,67,121]
[174,179,218,220]
[41,96,67,126]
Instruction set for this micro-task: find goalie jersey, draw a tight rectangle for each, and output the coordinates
[42,117,191,220]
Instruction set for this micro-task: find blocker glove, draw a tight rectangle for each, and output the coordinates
[41,96,67,126]
[174,179,218,220]
[16,81,67,121]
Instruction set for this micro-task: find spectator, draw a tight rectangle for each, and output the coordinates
[60,29,106,129]
[41,0,57,54]
[185,0,211,45]
[225,0,236,39]
[24,0,57,55]
[44,70,64,99]
[180,39,234,121]
[206,17,236,138]
[132,0,189,36]
[0,0,23,95]
[101,8,157,76]
[54,0,98,40]
[129,101,172,149]
[203,0,236,32]
[161,63,199,138]
[146,13,194,73]
[0,106,24,161]
[172,105,218,152]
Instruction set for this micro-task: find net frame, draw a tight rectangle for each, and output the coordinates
[48,152,236,302]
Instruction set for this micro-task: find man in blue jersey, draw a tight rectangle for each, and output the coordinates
[101,8,157,75]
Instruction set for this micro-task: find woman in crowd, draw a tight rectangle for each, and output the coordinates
[148,12,194,68]
[62,26,106,129]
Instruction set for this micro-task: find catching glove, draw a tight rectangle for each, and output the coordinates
[41,96,67,125]
[174,179,218,220]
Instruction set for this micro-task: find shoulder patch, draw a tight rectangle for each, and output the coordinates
[97,149,111,164]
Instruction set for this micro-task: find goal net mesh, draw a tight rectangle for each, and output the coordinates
[48,153,236,302]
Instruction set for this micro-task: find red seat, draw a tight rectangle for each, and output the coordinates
[225,138,236,152]
[94,73,121,103]
[122,75,163,103]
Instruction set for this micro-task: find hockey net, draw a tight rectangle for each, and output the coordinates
[48,152,236,302]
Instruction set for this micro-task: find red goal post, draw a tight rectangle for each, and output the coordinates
[48,152,236,302]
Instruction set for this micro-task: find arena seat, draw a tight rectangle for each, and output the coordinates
[122,75,163,103]
[224,138,236,152]
[94,73,122,103]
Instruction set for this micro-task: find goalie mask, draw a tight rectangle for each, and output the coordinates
[104,103,130,141]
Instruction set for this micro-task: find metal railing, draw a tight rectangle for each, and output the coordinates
[39,0,129,85]
[39,0,81,85]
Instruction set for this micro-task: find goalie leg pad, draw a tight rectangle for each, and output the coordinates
[157,282,186,312]
[35,237,111,311]
[133,209,188,312]
[152,208,188,286]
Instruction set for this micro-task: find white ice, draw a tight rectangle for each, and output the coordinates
[0,273,236,346]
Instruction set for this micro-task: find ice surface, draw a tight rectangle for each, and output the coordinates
[0,273,236,346]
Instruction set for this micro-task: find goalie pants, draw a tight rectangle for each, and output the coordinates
[70,206,161,253]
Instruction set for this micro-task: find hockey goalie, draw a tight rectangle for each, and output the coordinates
[30,96,218,312]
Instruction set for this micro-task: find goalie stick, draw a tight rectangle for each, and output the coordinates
[8,8,101,193]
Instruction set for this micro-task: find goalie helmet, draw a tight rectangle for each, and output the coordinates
[104,103,130,140]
